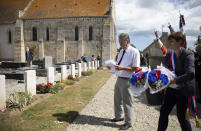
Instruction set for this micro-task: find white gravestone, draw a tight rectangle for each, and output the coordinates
[0,75,6,110]
[88,62,91,69]
[24,70,36,96]
[71,64,75,78]
[81,61,84,69]
[61,65,67,81]
[78,63,82,77]
[92,61,95,69]
[95,61,98,69]
[67,65,71,77]
[83,63,87,72]
[47,67,54,83]
[75,62,79,68]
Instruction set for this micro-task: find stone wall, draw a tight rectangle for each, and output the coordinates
[143,32,170,69]
[14,20,26,62]
[22,17,117,63]
[0,24,15,60]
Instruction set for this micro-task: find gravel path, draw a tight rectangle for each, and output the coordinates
[66,75,201,131]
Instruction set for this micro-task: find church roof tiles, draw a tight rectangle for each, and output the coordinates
[0,0,30,24]
[0,0,110,24]
[22,0,110,19]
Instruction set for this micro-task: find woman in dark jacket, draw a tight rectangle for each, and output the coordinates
[157,32,195,131]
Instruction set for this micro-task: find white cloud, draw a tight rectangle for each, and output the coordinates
[115,0,201,49]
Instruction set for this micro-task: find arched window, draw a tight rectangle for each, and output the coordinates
[8,30,12,44]
[75,26,79,41]
[46,27,49,41]
[89,26,93,40]
[32,27,37,41]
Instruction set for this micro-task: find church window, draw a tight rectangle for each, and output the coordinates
[8,30,12,44]
[46,27,49,41]
[89,26,93,40]
[75,26,79,41]
[32,27,37,41]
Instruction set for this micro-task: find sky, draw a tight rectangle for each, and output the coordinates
[115,0,201,51]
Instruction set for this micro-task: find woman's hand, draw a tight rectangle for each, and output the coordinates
[170,78,176,84]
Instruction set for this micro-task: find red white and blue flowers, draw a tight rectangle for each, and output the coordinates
[130,71,148,88]
[129,67,150,95]
[148,69,169,92]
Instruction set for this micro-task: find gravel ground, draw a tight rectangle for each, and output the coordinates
[66,75,201,131]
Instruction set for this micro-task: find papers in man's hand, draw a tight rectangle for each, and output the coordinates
[105,60,116,74]
[105,60,116,67]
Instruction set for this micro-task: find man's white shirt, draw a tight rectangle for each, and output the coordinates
[116,45,140,78]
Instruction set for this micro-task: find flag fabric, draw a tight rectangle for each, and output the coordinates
[168,23,174,34]
[154,31,167,55]
[179,13,187,48]
[185,96,201,128]
[179,14,185,33]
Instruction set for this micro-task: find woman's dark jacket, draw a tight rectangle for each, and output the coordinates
[163,48,195,96]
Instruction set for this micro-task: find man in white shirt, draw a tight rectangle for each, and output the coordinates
[110,33,140,130]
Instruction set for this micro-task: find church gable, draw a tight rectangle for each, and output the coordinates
[22,0,111,19]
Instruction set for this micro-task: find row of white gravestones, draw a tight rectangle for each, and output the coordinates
[24,70,36,96]
[92,61,95,69]
[61,65,67,81]
[0,75,6,110]
[95,61,97,69]
[0,62,100,110]
[47,67,54,83]
[71,64,76,78]
[83,63,87,72]
[88,62,91,69]
[78,63,82,77]
[0,70,37,110]
[69,60,100,78]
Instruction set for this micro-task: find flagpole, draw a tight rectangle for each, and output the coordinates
[154,30,167,55]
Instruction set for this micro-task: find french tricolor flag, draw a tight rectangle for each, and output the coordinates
[179,13,187,48]
[179,14,185,33]
[168,23,174,34]
[155,31,167,55]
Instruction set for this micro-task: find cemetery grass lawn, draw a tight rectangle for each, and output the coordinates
[0,69,110,131]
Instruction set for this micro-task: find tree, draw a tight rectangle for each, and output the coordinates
[195,35,201,46]
[117,47,122,52]
[130,44,136,48]
[117,44,136,52]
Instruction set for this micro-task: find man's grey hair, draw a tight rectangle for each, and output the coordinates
[119,33,130,41]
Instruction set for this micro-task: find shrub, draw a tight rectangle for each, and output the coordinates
[49,85,64,94]
[82,71,93,76]
[7,91,33,111]
[81,71,85,76]
[67,75,74,80]
[36,83,52,93]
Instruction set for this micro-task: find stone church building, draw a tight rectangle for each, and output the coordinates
[0,0,117,64]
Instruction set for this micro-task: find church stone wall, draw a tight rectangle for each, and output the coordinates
[143,32,169,69]
[0,24,15,60]
[22,17,116,63]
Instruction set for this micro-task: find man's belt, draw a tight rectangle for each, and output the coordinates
[118,77,130,80]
